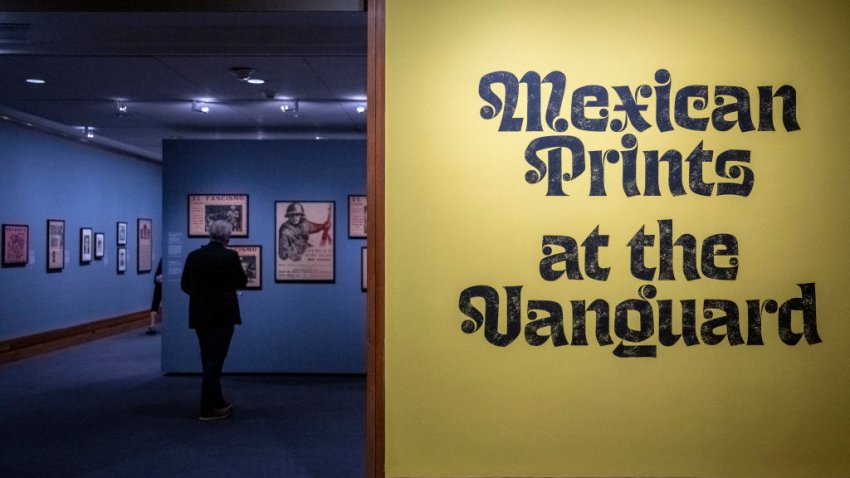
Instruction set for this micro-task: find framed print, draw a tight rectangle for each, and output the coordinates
[188,194,249,238]
[117,247,127,274]
[94,232,105,259]
[137,218,153,273]
[361,247,367,292]
[229,245,262,290]
[80,227,93,264]
[348,195,367,238]
[117,221,127,245]
[2,224,28,267]
[275,200,335,282]
[47,219,65,271]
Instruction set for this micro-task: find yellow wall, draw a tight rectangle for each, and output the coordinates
[384,1,850,476]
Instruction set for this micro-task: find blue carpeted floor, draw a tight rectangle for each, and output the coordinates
[0,330,365,477]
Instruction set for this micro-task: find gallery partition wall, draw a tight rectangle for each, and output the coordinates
[369,1,850,477]
[161,139,366,373]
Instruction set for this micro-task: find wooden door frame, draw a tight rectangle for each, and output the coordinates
[365,0,385,476]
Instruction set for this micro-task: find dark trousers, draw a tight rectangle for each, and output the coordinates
[195,324,235,412]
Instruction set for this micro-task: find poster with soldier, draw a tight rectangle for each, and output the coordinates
[275,200,335,282]
[2,224,29,267]
[228,245,262,289]
[188,194,249,238]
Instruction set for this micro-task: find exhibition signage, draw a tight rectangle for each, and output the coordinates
[459,68,819,358]
[382,1,850,477]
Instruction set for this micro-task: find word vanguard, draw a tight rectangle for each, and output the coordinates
[457,283,821,358]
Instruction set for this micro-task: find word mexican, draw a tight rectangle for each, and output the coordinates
[458,283,821,358]
[479,69,799,134]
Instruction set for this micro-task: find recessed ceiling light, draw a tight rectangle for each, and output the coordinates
[247,78,265,85]
[26,78,45,84]
[356,105,366,113]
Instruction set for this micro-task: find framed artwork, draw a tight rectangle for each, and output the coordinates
[80,227,93,264]
[361,246,367,292]
[348,195,367,238]
[117,247,127,274]
[137,218,153,273]
[188,194,249,238]
[117,221,127,245]
[275,200,335,283]
[94,232,105,259]
[47,219,65,272]
[2,224,29,267]
[228,245,262,290]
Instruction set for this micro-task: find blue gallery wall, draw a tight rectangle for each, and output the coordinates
[161,139,366,373]
[0,121,162,341]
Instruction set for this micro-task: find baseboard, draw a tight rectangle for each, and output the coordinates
[0,310,150,365]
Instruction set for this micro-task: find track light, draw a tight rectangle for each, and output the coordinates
[356,105,366,114]
[192,100,210,114]
[231,67,265,85]
[230,67,255,81]
[280,101,299,118]
[84,126,94,139]
[115,101,129,118]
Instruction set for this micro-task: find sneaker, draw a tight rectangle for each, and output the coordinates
[218,400,233,413]
[199,407,231,421]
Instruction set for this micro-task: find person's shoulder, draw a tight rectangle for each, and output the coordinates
[187,244,210,257]
[205,242,236,256]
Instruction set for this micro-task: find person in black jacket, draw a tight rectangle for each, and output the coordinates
[181,220,248,421]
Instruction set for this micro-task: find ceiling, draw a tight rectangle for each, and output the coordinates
[0,2,367,161]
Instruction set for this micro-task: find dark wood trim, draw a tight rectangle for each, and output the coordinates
[366,0,385,476]
[0,310,150,365]
[0,0,365,12]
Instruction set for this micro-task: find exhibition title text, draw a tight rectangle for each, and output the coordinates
[458,68,820,357]
[478,68,798,197]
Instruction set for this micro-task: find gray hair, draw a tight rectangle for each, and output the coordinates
[208,220,232,243]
